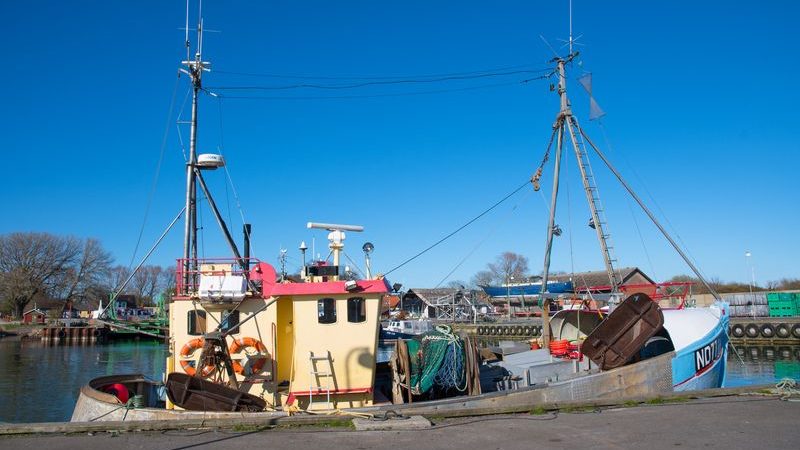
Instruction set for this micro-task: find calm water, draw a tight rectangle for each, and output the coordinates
[0,339,797,423]
[0,338,167,423]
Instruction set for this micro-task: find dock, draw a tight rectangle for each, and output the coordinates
[0,385,797,449]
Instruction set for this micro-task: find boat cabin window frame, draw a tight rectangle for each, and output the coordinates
[317,298,337,324]
[187,309,207,336]
[220,310,240,335]
[347,297,367,323]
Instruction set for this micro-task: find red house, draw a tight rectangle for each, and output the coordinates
[23,304,47,324]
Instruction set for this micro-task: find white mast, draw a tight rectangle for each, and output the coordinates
[180,0,211,293]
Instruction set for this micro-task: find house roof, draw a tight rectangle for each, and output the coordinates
[550,267,654,289]
[406,288,461,304]
[23,307,47,316]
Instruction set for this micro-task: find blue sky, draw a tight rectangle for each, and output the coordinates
[1,1,798,289]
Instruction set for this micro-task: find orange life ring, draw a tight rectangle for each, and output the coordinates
[228,337,269,375]
[179,338,216,377]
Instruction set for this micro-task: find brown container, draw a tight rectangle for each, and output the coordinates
[581,293,664,370]
[166,372,266,412]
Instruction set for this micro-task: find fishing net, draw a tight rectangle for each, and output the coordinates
[407,324,467,395]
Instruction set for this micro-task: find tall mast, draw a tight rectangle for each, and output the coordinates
[540,52,621,334]
[181,2,211,294]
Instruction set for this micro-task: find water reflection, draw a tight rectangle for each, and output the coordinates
[0,338,166,423]
[726,344,800,387]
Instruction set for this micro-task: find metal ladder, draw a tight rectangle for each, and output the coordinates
[566,116,621,289]
[308,351,333,409]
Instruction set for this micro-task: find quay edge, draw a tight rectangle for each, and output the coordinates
[0,384,780,436]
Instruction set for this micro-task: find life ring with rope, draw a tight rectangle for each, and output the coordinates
[179,338,216,377]
[228,337,269,376]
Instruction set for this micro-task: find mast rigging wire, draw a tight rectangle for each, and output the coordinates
[433,188,535,289]
[213,63,549,81]
[207,69,553,91]
[128,76,181,269]
[204,74,552,101]
[384,180,532,276]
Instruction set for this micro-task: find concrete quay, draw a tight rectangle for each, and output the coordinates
[1,395,797,450]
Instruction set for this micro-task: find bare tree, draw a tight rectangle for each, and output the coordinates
[487,251,529,284]
[0,233,82,318]
[52,238,113,303]
[471,270,494,287]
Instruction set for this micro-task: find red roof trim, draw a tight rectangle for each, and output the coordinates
[267,279,390,296]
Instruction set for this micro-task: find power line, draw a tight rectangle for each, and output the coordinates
[207,69,552,91]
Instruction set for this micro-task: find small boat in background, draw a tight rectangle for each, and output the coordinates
[381,318,434,340]
[480,280,573,297]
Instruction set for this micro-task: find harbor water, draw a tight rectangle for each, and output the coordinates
[0,338,797,424]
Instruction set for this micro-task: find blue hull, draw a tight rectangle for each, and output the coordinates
[671,314,729,391]
[481,281,573,297]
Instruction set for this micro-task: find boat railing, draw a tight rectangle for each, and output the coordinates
[174,257,263,300]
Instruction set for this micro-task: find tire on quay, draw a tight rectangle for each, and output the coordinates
[745,323,760,338]
[760,324,775,339]
[515,325,524,336]
[731,324,745,338]
[775,324,790,339]
[792,324,800,339]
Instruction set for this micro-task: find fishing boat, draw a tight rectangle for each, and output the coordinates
[480,280,573,297]
[71,5,728,422]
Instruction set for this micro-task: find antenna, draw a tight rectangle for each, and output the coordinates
[569,0,573,55]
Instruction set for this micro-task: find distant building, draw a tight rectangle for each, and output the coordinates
[22,304,47,324]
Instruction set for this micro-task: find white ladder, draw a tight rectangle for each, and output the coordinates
[308,351,333,408]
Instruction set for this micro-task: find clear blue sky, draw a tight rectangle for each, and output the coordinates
[1,1,798,289]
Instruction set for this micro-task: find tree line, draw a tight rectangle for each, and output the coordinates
[459,251,799,294]
[0,232,174,319]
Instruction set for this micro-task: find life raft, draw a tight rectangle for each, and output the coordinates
[179,338,216,378]
[229,337,269,376]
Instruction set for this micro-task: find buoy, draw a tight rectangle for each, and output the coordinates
[731,324,745,338]
[102,383,130,403]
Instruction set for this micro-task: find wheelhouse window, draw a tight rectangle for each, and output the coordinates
[347,297,366,323]
[318,298,337,324]
[187,310,207,335]
[220,310,240,335]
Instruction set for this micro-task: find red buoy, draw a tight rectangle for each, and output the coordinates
[103,383,130,403]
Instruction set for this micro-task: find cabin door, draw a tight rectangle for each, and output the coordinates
[275,297,295,386]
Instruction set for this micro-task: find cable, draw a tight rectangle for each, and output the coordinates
[213,63,549,81]
[384,180,531,276]
[207,69,553,91]
[205,76,550,101]
[127,76,181,269]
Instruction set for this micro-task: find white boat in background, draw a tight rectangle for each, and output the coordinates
[381,319,434,340]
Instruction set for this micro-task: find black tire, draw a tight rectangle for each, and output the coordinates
[745,324,759,338]
[533,325,541,336]
[775,324,790,339]
[731,324,745,338]
[760,324,775,338]
[489,326,498,336]
[515,325,524,336]
[523,326,532,336]
[792,324,800,339]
